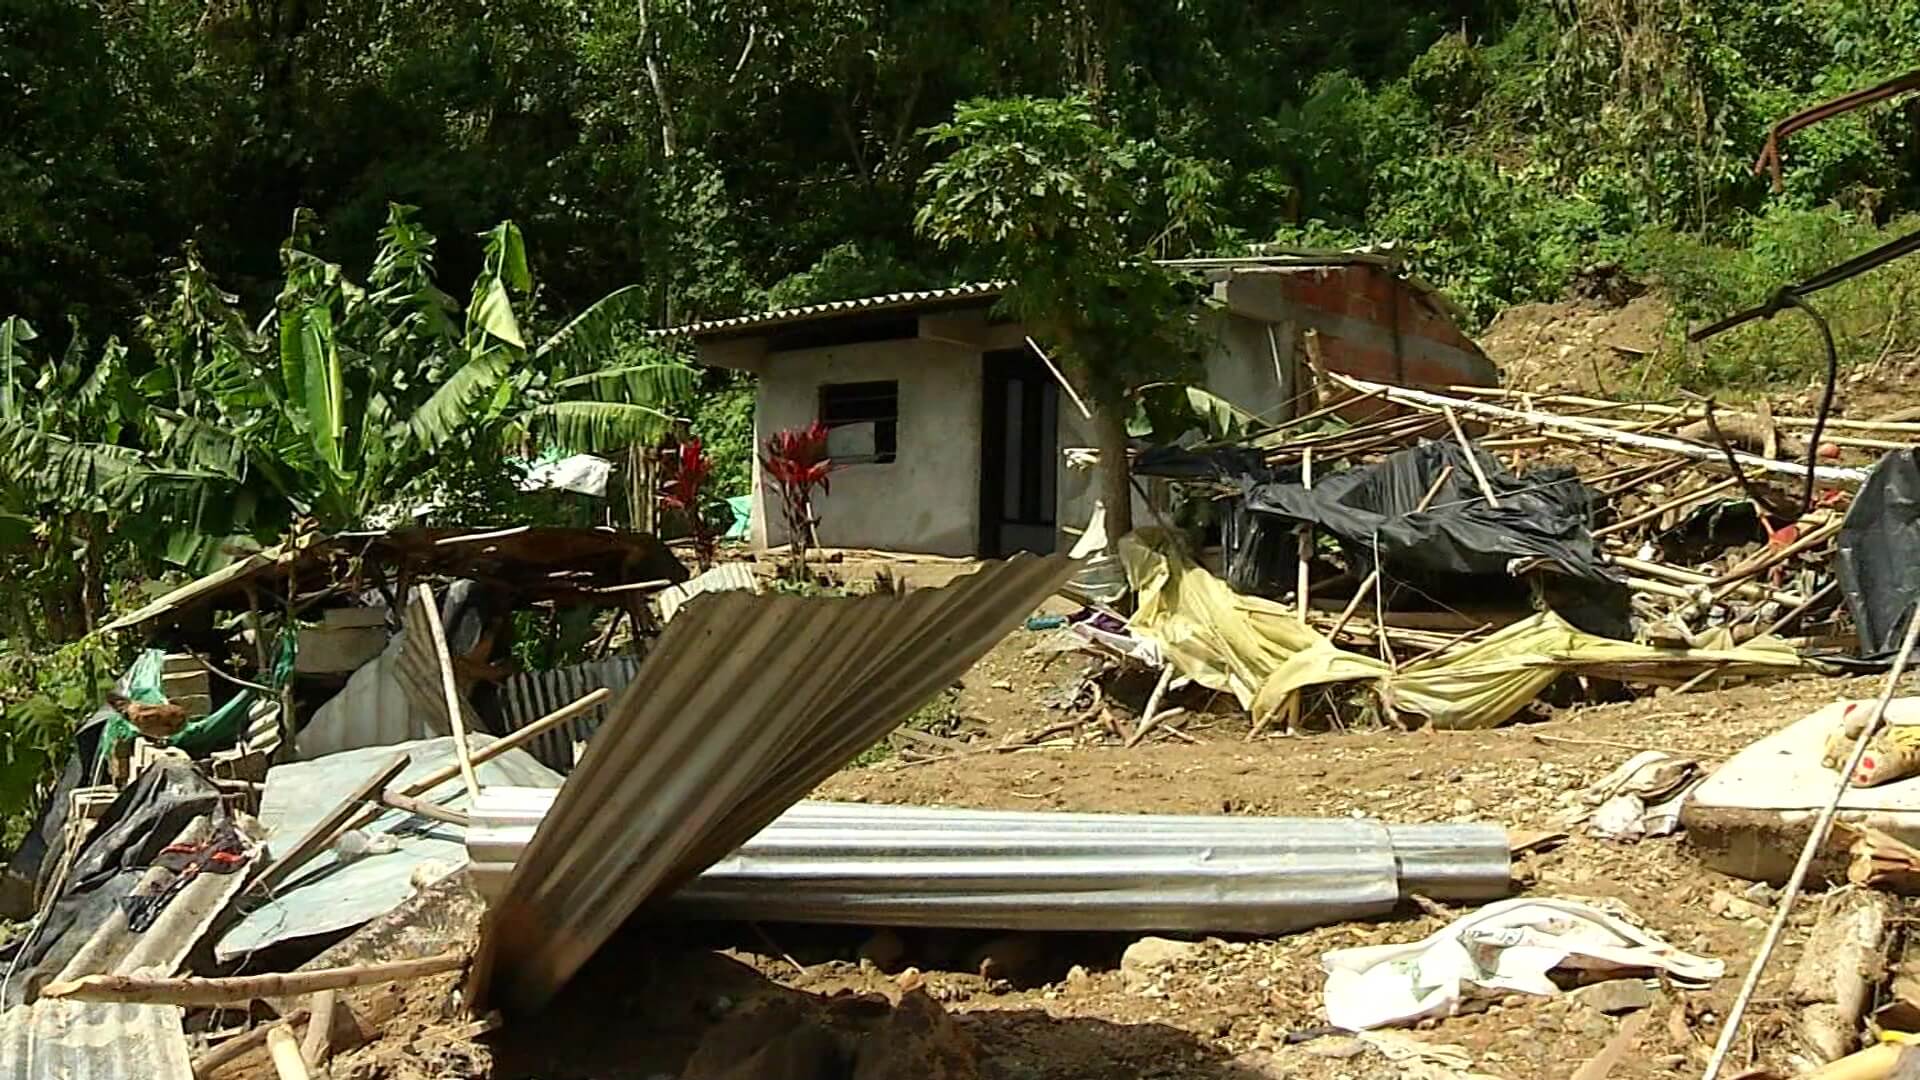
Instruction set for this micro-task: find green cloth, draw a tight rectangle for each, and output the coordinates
[96,635,295,768]
[724,495,752,541]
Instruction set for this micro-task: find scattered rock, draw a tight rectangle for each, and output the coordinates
[1570,979,1656,1014]
[1452,797,1478,815]
[1299,1035,1367,1059]
[1122,936,1202,981]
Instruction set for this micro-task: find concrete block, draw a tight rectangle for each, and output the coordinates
[1684,698,1920,883]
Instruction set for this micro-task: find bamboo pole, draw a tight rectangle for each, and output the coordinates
[1332,373,1867,483]
[378,790,471,828]
[43,951,467,1006]
[413,585,481,803]
[299,990,335,1071]
[1443,406,1501,507]
[324,687,616,847]
[1441,382,1920,435]
[1710,517,1844,599]
[1591,477,1741,538]
[396,687,611,800]
[1606,554,1807,606]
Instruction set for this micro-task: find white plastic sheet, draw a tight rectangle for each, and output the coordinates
[1322,898,1723,1030]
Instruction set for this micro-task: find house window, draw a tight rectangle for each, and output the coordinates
[819,381,898,464]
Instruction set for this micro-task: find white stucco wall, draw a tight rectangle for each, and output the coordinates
[1049,310,1294,541]
[750,339,984,557]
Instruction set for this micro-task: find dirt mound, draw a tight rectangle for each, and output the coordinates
[1479,294,1672,394]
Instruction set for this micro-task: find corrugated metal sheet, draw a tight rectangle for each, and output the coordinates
[496,656,646,772]
[656,563,759,624]
[468,553,1076,1014]
[216,736,561,962]
[0,999,193,1078]
[0,815,257,1078]
[468,796,1509,931]
[651,282,1007,341]
[394,586,478,739]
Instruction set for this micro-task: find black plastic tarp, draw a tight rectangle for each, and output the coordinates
[1838,449,1920,662]
[1240,441,1630,637]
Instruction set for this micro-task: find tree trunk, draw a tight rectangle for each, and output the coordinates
[1090,397,1133,554]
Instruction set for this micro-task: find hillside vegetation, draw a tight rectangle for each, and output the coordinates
[5,0,1920,832]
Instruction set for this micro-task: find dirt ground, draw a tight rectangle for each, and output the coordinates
[216,618,1918,1080]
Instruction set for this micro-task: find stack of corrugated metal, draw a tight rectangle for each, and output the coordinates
[465,554,1079,1014]
[469,794,1509,934]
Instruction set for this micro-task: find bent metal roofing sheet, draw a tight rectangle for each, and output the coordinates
[467,552,1075,1014]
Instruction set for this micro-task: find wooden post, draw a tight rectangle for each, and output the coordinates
[413,584,481,803]
[300,990,336,1071]
[266,1024,309,1080]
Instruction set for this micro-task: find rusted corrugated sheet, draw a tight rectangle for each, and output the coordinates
[469,554,1075,1014]
[496,656,645,772]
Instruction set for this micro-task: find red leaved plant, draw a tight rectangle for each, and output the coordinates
[660,438,716,569]
[761,422,839,577]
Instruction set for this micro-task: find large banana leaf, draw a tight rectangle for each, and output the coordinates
[411,349,513,448]
[554,360,696,403]
[0,316,36,421]
[534,284,650,373]
[529,400,683,454]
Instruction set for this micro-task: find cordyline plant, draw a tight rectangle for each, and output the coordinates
[760,422,837,578]
[660,437,716,570]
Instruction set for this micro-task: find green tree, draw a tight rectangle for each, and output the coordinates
[916,95,1219,545]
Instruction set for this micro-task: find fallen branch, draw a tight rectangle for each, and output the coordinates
[43,951,466,1006]
[1126,666,1177,748]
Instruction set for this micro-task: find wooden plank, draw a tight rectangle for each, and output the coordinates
[247,753,409,899]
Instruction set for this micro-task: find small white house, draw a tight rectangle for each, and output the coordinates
[656,254,1495,558]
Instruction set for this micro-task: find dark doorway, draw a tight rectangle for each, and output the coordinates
[980,349,1060,556]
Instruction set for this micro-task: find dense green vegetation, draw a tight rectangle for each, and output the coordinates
[6,0,1920,828]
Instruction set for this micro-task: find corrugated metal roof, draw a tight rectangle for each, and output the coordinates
[650,247,1474,342]
[0,999,194,1078]
[651,281,1008,340]
[467,553,1076,1014]
[656,563,759,624]
[497,656,646,773]
[0,814,256,1078]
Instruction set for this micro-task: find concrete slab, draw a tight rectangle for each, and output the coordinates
[1684,697,1920,883]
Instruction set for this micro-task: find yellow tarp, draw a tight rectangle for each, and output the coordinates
[1122,533,1803,731]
